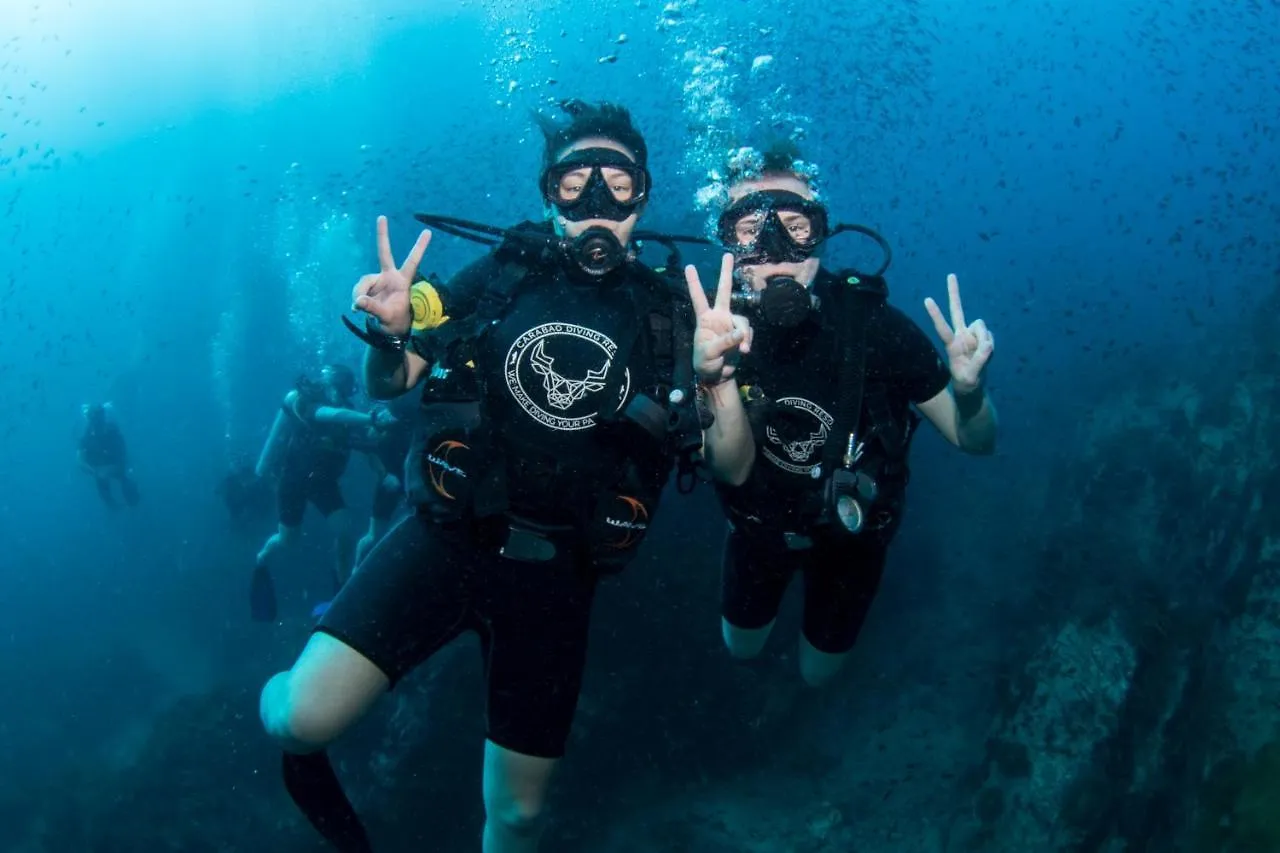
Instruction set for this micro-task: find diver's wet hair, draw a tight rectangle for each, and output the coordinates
[738,140,805,180]
[726,140,820,193]
[694,140,823,221]
[534,99,648,167]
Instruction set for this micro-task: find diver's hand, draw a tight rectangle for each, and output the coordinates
[924,273,995,395]
[352,215,431,337]
[686,253,753,385]
[370,407,397,431]
[381,474,401,493]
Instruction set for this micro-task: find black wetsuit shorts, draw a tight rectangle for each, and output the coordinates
[278,453,347,527]
[317,512,597,759]
[720,518,901,655]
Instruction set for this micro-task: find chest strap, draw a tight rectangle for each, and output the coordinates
[819,274,887,479]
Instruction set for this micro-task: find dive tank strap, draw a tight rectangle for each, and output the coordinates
[819,276,884,480]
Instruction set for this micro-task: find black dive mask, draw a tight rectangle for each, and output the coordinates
[565,226,628,278]
[730,275,815,328]
[542,148,649,223]
[718,190,829,265]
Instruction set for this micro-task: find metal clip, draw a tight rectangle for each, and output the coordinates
[842,433,865,469]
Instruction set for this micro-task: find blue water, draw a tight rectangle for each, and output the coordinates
[0,0,1276,849]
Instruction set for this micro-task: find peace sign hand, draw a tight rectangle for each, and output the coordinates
[351,215,432,337]
[686,253,753,385]
[924,273,995,396]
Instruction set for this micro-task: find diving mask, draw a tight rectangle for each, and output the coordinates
[542,148,650,223]
[717,190,830,265]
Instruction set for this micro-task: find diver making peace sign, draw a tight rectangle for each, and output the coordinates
[259,100,700,853]
[689,142,999,690]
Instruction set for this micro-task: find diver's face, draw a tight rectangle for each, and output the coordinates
[727,174,821,292]
[548,136,642,245]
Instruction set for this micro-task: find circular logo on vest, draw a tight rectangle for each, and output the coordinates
[762,396,835,476]
[505,322,631,431]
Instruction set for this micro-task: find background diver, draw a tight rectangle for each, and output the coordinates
[77,402,140,509]
[353,395,417,567]
[249,363,397,623]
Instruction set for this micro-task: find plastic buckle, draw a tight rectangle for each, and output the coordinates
[499,525,558,562]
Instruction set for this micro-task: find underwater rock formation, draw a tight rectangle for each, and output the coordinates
[945,289,1280,852]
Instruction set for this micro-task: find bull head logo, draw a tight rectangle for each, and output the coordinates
[530,341,610,411]
[766,421,829,463]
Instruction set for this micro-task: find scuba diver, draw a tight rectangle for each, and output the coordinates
[259,100,699,853]
[77,402,139,508]
[249,363,395,623]
[353,394,417,567]
[686,143,998,688]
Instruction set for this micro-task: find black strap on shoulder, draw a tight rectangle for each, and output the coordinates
[820,273,888,478]
[472,260,534,324]
[864,385,919,458]
[662,273,702,493]
[596,262,703,493]
[419,226,551,368]
[475,225,555,322]
[595,263,669,438]
[635,263,680,394]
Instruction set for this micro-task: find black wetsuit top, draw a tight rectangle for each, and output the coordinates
[428,252,673,525]
[719,270,951,531]
[283,392,354,483]
[80,421,127,469]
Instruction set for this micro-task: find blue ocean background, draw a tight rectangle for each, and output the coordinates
[1,0,1277,850]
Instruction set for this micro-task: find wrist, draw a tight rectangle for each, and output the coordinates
[347,315,410,353]
[954,384,985,419]
[698,376,737,405]
[372,316,411,347]
[381,319,411,338]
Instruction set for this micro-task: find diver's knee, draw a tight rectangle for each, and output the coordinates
[722,617,773,660]
[257,530,291,564]
[798,636,848,688]
[483,743,555,837]
[264,526,299,552]
[260,671,343,752]
[487,794,547,837]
